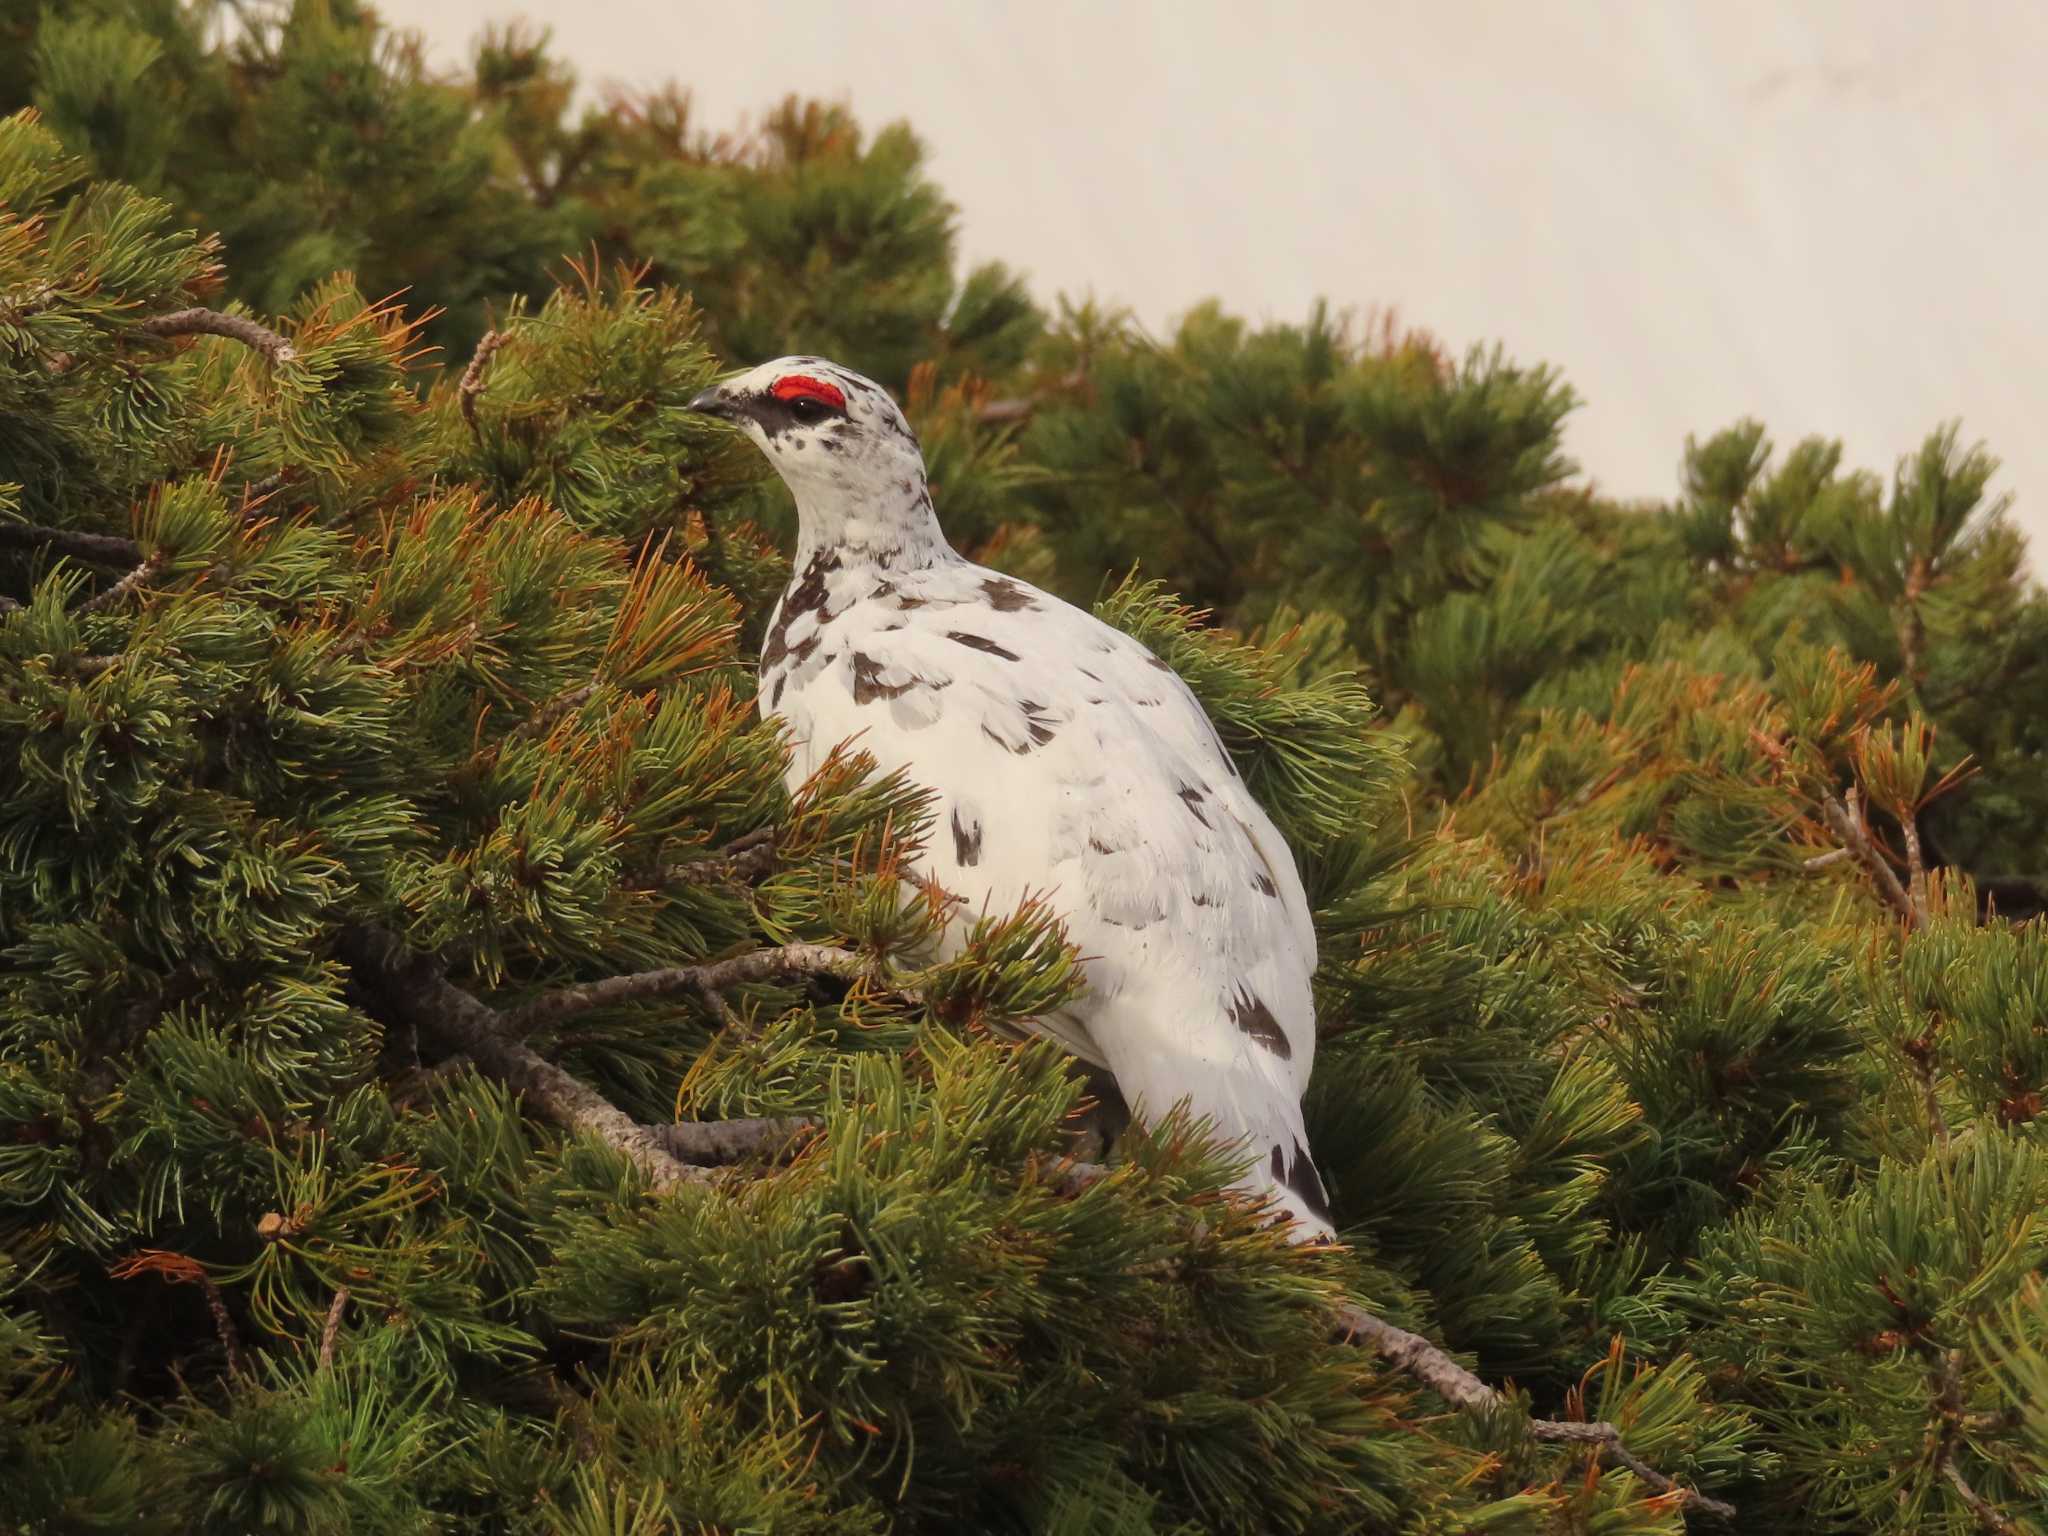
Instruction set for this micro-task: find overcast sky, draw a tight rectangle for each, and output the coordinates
[383,0,2048,566]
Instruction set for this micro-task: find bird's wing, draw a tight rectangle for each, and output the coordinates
[767,561,1329,1234]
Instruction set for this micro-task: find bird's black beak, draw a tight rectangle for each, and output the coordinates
[687,386,736,420]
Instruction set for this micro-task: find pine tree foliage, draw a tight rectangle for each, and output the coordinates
[0,108,1713,1534]
[5,0,1037,378]
[4,3,2048,1531]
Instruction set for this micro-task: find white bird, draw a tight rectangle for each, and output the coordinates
[689,358,1333,1239]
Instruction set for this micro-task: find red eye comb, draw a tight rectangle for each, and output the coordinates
[771,374,847,411]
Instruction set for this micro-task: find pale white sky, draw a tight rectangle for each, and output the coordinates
[385,0,2048,563]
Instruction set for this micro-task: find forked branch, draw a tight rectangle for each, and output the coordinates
[501,942,884,1036]
[337,926,710,1190]
[1816,785,1922,929]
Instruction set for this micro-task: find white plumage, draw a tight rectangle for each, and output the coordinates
[689,358,1333,1239]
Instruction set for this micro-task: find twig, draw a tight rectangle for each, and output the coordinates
[459,328,504,437]
[975,369,1085,427]
[1919,1055,1949,1149]
[198,1273,250,1379]
[108,1251,250,1378]
[1324,1302,1734,1517]
[689,975,739,1030]
[0,521,143,566]
[318,1286,350,1371]
[1544,1422,1737,1517]
[1931,1349,2021,1535]
[241,470,290,505]
[1802,848,1851,871]
[652,1115,818,1166]
[502,943,881,1036]
[76,549,165,615]
[1902,811,1931,921]
[1897,556,1930,690]
[658,826,779,889]
[1943,1461,2022,1536]
[1331,1301,1495,1411]
[1817,786,1921,929]
[136,307,297,365]
[511,680,597,741]
[337,926,711,1191]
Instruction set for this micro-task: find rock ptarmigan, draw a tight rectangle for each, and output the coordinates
[689,358,1333,1239]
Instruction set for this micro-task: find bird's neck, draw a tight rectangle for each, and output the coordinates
[791,474,958,573]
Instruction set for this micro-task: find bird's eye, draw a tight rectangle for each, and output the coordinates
[789,397,828,424]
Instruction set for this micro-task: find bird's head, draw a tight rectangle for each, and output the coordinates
[688,355,932,517]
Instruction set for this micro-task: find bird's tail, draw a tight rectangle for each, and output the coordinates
[1079,994,1335,1242]
[1254,1136,1336,1243]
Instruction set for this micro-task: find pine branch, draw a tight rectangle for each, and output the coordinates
[75,549,165,615]
[1544,1422,1738,1520]
[651,1115,818,1166]
[459,328,505,437]
[1902,809,1931,918]
[337,925,711,1190]
[656,825,779,889]
[318,1287,350,1372]
[1931,1349,2021,1535]
[1336,1304,1732,1515]
[242,470,290,503]
[109,1251,251,1378]
[1328,1301,1494,1411]
[1817,785,1923,928]
[1758,725,1925,926]
[0,521,144,566]
[501,943,883,1036]
[136,307,297,364]
[1897,555,1931,689]
[976,368,1086,426]
[511,679,598,741]
[1944,1462,2022,1536]
[196,1272,250,1379]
